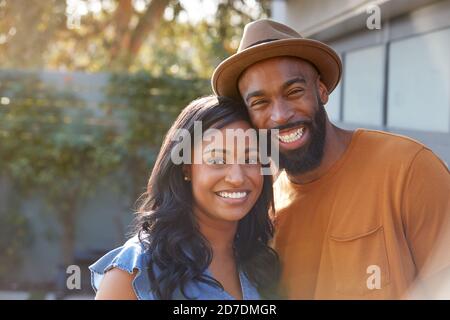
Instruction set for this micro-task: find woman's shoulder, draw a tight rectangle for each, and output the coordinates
[89,235,147,276]
[89,235,155,300]
[94,267,138,300]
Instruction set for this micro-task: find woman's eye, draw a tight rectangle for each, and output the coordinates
[207,158,225,165]
[245,158,259,165]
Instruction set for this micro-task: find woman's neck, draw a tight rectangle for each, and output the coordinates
[194,207,237,254]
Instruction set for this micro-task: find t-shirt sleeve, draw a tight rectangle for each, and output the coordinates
[402,147,450,280]
[88,236,155,300]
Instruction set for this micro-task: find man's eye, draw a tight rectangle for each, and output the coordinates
[288,88,304,96]
[251,99,267,108]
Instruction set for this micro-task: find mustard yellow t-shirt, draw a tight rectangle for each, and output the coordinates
[273,129,450,299]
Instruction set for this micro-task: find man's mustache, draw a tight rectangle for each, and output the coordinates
[270,120,313,133]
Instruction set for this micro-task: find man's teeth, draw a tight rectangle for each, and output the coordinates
[217,191,248,199]
[278,128,304,143]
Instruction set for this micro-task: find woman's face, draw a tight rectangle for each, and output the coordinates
[186,120,263,223]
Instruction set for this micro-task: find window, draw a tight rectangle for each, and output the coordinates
[388,28,450,133]
[326,72,342,122]
[343,45,385,126]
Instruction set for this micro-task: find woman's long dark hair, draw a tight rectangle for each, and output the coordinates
[133,95,280,299]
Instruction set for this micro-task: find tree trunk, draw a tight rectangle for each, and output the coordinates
[129,0,171,55]
[110,0,133,61]
[109,0,171,69]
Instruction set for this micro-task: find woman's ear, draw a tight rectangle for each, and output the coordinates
[182,164,191,181]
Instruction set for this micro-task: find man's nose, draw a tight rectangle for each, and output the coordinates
[270,100,294,125]
[224,164,245,186]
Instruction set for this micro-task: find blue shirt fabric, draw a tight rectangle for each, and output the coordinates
[89,236,261,300]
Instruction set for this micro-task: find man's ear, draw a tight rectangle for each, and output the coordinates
[316,77,329,105]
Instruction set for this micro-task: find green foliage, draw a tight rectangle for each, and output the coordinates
[125,0,271,76]
[105,71,210,196]
[0,0,66,69]
[106,71,210,153]
[0,73,121,202]
[0,209,32,285]
[0,70,210,268]
[0,0,270,73]
[0,72,124,266]
[0,0,270,284]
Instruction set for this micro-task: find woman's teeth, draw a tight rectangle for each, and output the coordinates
[278,128,304,143]
[217,191,248,199]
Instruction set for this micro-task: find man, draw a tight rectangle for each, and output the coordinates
[211,19,450,299]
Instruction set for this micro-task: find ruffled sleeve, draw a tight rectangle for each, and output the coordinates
[89,235,155,300]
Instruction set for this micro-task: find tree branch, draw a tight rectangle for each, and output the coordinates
[110,0,134,60]
[128,0,170,55]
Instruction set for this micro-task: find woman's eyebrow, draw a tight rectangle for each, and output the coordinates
[245,147,259,153]
[203,148,227,155]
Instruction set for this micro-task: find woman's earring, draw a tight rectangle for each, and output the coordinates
[184,176,190,181]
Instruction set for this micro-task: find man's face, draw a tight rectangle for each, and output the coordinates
[238,56,329,175]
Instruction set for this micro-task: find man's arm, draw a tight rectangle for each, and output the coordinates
[402,147,450,299]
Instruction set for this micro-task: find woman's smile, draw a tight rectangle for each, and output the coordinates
[215,189,251,205]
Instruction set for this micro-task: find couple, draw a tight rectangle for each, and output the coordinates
[90,20,450,300]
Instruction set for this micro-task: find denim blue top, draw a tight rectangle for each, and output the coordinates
[89,236,261,300]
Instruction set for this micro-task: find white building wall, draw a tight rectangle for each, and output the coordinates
[270,0,450,165]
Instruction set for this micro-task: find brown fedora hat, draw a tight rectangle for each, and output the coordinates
[211,19,342,101]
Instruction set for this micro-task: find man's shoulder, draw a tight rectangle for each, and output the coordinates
[357,128,424,148]
[355,129,426,161]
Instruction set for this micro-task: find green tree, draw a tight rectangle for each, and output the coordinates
[105,71,210,202]
[0,0,270,73]
[0,0,270,285]
[0,71,210,273]
[0,73,123,268]
[0,208,32,286]
[0,0,66,68]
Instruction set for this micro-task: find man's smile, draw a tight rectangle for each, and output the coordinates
[276,124,310,151]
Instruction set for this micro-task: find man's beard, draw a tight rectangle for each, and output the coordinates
[275,103,327,176]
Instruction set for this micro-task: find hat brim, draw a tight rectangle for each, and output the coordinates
[212,38,342,101]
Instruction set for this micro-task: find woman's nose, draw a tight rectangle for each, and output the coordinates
[224,164,245,186]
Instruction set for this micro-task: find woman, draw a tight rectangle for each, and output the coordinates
[89,95,280,300]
